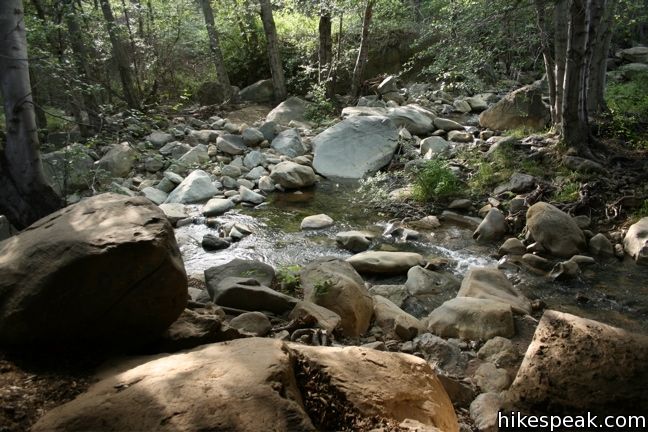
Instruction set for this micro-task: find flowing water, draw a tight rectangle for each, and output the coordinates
[175,180,648,333]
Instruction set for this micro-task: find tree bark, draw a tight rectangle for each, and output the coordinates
[0,0,63,229]
[64,0,102,135]
[554,0,568,125]
[350,0,374,97]
[318,11,333,97]
[99,0,139,109]
[199,0,231,93]
[561,0,590,155]
[587,0,616,115]
[534,0,557,124]
[259,0,287,102]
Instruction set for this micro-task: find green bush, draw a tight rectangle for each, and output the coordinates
[412,160,462,202]
[304,82,336,125]
[605,71,648,149]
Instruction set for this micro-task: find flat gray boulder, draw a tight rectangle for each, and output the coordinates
[271,129,306,157]
[165,170,217,204]
[266,96,308,125]
[312,116,398,179]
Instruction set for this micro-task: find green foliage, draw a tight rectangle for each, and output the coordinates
[304,83,336,125]
[633,200,648,221]
[411,160,462,202]
[552,180,580,203]
[604,71,648,149]
[276,264,301,295]
[407,0,541,93]
[313,278,333,297]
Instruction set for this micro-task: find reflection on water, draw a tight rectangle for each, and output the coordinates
[175,180,648,333]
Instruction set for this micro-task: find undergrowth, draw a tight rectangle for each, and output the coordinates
[604,71,648,149]
[411,159,463,202]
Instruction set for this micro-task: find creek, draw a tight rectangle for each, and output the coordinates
[176,180,648,333]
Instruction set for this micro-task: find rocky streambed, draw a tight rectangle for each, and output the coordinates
[3,79,648,430]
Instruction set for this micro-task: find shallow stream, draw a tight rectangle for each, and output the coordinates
[176,180,648,333]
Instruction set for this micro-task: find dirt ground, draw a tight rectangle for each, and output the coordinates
[0,351,96,432]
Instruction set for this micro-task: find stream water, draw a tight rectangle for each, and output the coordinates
[175,180,648,334]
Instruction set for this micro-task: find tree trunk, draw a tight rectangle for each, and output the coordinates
[350,0,374,97]
[329,13,343,97]
[534,0,557,124]
[561,0,590,155]
[0,0,62,229]
[99,0,139,109]
[318,12,333,97]
[554,0,568,125]
[259,0,287,102]
[199,0,231,93]
[64,0,102,135]
[587,0,616,115]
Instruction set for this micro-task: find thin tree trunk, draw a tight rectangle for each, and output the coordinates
[351,0,374,97]
[318,11,333,97]
[199,0,231,92]
[535,0,557,124]
[562,0,591,155]
[64,0,102,135]
[0,0,62,229]
[259,0,287,102]
[581,0,605,126]
[554,0,568,125]
[99,0,139,109]
[588,0,616,115]
[329,13,343,97]
[121,0,143,96]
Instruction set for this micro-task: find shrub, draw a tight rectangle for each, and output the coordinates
[604,71,648,149]
[412,160,462,202]
[304,82,336,125]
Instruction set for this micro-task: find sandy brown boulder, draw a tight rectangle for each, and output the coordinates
[300,258,373,337]
[525,202,586,258]
[479,81,549,131]
[0,193,187,346]
[33,338,459,432]
[507,310,648,414]
[457,267,531,314]
[347,251,425,275]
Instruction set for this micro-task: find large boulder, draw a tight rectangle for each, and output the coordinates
[507,310,648,414]
[209,277,297,314]
[300,258,373,337]
[95,142,137,178]
[266,96,308,125]
[373,295,424,340]
[479,81,550,131]
[525,202,587,258]
[425,297,514,340]
[271,128,307,157]
[33,338,459,432]
[473,208,507,243]
[623,217,648,264]
[457,267,531,314]
[617,46,648,64]
[204,258,275,296]
[239,79,275,103]
[165,170,218,204]
[312,116,398,179]
[386,104,437,135]
[347,251,425,275]
[0,194,187,345]
[270,161,317,189]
